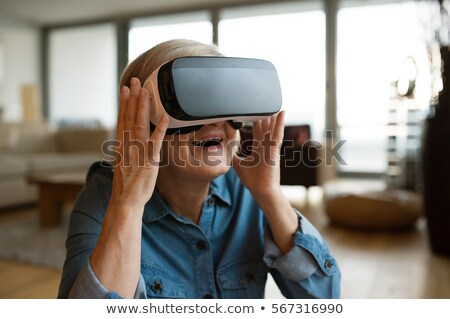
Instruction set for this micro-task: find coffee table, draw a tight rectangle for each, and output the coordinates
[28,172,86,227]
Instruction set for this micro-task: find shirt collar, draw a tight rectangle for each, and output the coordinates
[142,172,232,223]
[142,190,172,223]
[209,172,232,207]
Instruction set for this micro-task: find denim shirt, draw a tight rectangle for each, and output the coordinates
[58,162,340,299]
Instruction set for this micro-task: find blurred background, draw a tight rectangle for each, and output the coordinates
[0,0,449,298]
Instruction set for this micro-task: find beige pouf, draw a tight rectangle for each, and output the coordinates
[324,188,422,231]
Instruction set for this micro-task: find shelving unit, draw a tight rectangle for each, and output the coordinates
[386,89,424,191]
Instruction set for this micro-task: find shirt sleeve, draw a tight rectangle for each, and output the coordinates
[57,162,148,299]
[262,209,341,299]
[67,259,147,299]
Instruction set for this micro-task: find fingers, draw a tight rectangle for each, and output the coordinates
[232,152,253,169]
[261,117,271,134]
[272,111,285,143]
[124,78,141,133]
[115,77,168,167]
[133,88,150,141]
[252,119,262,141]
[252,111,285,142]
[232,153,242,168]
[116,77,141,140]
[116,86,130,140]
[117,77,153,142]
[149,115,169,154]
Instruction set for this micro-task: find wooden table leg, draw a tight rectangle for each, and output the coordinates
[38,184,62,227]
[31,180,84,227]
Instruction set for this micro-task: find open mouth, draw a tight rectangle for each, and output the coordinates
[192,137,223,148]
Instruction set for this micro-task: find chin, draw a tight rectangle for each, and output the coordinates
[189,155,232,180]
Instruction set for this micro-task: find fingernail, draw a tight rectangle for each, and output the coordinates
[121,86,129,94]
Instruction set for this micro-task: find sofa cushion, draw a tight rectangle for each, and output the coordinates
[0,155,28,178]
[0,178,37,207]
[56,129,112,153]
[325,190,422,230]
[0,126,19,151]
[25,152,104,174]
[3,122,57,154]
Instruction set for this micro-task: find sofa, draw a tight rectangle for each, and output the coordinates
[0,121,112,209]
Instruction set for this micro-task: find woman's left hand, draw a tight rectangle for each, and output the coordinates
[232,110,285,199]
[233,110,298,254]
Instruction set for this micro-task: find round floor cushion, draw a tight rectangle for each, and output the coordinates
[324,190,422,230]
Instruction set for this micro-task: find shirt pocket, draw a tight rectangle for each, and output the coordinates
[217,252,268,299]
[141,263,186,299]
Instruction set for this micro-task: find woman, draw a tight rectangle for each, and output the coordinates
[58,39,340,299]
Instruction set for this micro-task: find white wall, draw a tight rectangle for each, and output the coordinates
[0,24,40,122]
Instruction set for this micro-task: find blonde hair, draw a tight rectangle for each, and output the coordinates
[119,39,223,88]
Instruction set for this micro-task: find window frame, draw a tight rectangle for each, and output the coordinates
[41,0,413,176]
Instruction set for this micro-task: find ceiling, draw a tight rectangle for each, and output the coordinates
[0,0,266,27]
[0,0,411,27]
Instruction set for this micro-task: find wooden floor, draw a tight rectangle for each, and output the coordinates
[0,187,449,299]
[0,260,61,298]
[0,206,63,298]
[284,186,450,299]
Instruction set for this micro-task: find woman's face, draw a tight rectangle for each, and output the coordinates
[160,121,239,181]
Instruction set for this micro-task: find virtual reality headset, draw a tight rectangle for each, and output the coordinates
[143,56,282,134]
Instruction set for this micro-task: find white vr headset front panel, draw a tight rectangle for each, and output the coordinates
[142,59,281,129]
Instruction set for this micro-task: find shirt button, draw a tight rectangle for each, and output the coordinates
[203,293,213,299]
[196,240,207,251]
[207,197,215,206]
[245,271,256,283]
[151,280,163,293]
[324,259,333,270]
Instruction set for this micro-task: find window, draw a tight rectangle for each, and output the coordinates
[48,24,117,128]
[0,42,4,83]
[219,2,325,140]
[337,1,430,173]
[43,0,433,175]
[128,11,213,61]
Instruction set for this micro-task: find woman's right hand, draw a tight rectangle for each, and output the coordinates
[89,77,167,298]
[111,77,168,211]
